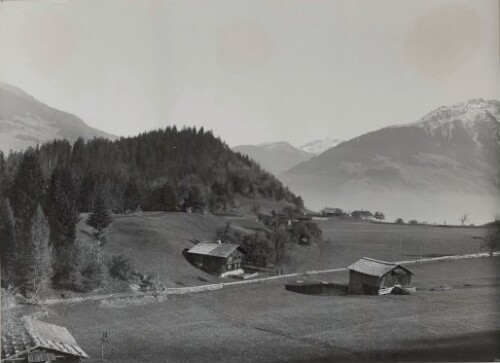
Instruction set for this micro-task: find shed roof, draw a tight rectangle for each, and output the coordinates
[348,257,413,277]
[2,317,89,360]
[187,242,245,258]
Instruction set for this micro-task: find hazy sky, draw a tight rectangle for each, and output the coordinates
[0,0,499,147]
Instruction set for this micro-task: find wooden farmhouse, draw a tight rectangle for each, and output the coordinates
[348,257,413,295]
[1,318,89,362]
[186,242,246,277]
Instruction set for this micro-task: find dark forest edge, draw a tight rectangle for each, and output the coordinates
[0,126,304,297]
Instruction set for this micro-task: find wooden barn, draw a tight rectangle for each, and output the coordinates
[1,317,89,362]
[348,257,413,295]
[186,242,246,277]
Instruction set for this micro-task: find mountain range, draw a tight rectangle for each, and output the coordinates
[0,82,116,154]
[282,99,500,224]
[1,82,498,223]
[232,138,343,175]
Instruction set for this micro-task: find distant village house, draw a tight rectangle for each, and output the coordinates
[185,241,246,277]
[1,317,89,362]
[321,208,343,217]
[348,257,413,295]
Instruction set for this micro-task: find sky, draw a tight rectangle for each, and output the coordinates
[0,0,499,147]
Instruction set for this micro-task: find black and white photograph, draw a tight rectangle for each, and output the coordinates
[1,0,499,362]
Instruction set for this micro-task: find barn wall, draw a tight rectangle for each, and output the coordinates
[348,271,380,295]
[380,267,412,287]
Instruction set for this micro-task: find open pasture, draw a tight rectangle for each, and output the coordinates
[14,257,500,363]
[287,217,491,273]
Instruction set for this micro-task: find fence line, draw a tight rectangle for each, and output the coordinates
[40,251,499,305]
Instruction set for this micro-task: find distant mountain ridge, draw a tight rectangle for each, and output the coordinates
[0,82,116,153]
[232,141,313,175]
[299,137,343,154]
[283,99,500,224]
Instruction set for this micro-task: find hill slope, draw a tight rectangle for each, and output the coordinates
[0,82,116,153]
[232,141,313,175]
[282,99,500,223]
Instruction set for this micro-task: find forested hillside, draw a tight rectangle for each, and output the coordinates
[0,126,302,295]
[3,126,302,214]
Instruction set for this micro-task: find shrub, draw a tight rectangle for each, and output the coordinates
[108,254,134,281]
[409,219,418,225]
[395,218,404,224]
[77,258,103,292]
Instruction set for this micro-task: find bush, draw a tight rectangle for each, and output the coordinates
[395,218,404,224]
[77,258,104,292]
[108,254,134,281]
[409,219,418,225]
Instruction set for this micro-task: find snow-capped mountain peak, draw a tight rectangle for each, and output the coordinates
[410,99,500,131]
[299,137,343,154]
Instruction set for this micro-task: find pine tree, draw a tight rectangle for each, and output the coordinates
[29,205,52,298]
[86,192,113,289]
[10,149,45,223]
[8,150,45,295]
[87,193,112,245]
[0,198,16,285]
[45,167,80,289]
[0,151,6,197]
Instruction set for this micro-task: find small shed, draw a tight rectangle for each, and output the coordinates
[348,257,413,295]
[1,317,89,362]
[186,242,246,276]
[321,208,343,217]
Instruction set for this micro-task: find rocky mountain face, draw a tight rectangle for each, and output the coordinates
[0,82,116,153]
[232,141,313,175]
[282,99,500,224]
[299,137,343,154]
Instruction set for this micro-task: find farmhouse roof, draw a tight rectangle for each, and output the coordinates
[348,257,413,277]
[1,317,89,360]
[187,242,246,258]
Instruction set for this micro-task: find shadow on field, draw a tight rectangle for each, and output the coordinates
[281,331,500,362]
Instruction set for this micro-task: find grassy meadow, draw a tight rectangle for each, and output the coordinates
[77,212,491,287]
[6,257,500,363]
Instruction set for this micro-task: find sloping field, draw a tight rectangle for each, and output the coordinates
[287,217,491,273]
[77,212,492,287]
[78,212,232,287]
[10,257,500,362]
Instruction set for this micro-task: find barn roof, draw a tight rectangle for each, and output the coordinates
[187,242,246,258]
[348,257,413,277]
[2,317,89,360]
